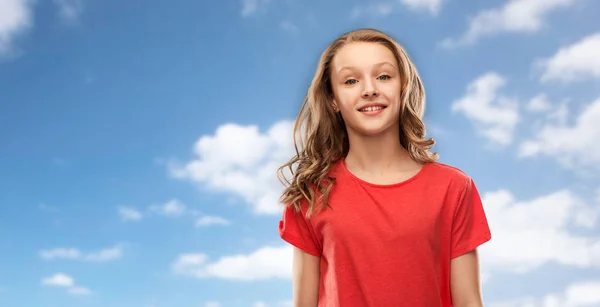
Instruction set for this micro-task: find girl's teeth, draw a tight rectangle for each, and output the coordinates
[362,106,383,112]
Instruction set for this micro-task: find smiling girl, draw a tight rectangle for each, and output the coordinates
[277,28,491,307]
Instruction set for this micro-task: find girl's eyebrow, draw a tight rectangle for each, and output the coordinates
[336,61,397,74]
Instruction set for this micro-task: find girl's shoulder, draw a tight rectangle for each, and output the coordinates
[423,161,472,182]
[424,161,466,174]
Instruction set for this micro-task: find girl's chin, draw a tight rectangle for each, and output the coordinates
[346,120,400,137]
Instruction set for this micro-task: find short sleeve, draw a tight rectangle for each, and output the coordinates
[278,205,321,257]
[451,178,492,259]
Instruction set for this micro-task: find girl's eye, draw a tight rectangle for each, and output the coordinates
[344,79,358,85]
[378,75,391,80]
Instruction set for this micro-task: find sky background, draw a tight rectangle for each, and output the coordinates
[1,0,600,306]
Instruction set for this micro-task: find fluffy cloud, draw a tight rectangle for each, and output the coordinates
[118,206,143,222]
[41,273,74,287]
[149,199,187,217]
[40,248,80,260]
[525,93,570,127]
[518,96,600,170]
[39,245,123,262]
[0,0,33,56]
[479,188,600,276]
[118,199,230,227]
[441,0,582,48]
[172,245,292,281]
[80,245,123,262]
[490,280,600,307]
[41,273,91,296]
[169,120,295,215]
[451,72,519,146]
[537,32,600,83]
[195,216,230,227]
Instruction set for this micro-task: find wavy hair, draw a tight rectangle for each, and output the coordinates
[277,28,438,217]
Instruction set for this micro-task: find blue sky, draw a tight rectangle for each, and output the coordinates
[1,0,600,306]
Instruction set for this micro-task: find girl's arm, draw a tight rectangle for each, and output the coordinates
[450,249,484,307]
[292,247,320,307]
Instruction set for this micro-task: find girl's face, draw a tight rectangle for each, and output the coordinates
[330,42,402,137]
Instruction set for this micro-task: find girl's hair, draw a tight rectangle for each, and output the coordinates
[277,28,438,217]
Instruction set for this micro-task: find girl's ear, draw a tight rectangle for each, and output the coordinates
[331,99,339,112]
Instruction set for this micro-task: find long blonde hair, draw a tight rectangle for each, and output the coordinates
[277,28,438,217]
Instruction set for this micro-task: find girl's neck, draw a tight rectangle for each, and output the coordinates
[344,127,421,181]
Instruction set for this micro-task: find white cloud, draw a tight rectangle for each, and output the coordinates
[537,32,600,83]
[451,72,519,146]
[83,245,123,262]
[525,93,570,128]
[204,302,221,307]
[195,216,230,227]
[441,0,581,48]
[479,188,600,276]
[0,0,33,56]
[490,280,600,307]
[41,273,74,287]
[41,273,92,296]
[118,199,229,227]
[118,206,143,222]
[40,248,80,260]
[147,200,231,227]
[518,97,600,170]
[241,0,271,17]
[53,0,83,24]
[169,120,295,215]
[40,245,123,262]
[253,302,268,307]
[149,199,187,217]
[172,245,292,281]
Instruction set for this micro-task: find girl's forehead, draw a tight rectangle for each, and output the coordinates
[336,42,393,58]
[331,43,396,71]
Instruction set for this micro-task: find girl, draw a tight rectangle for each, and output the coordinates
[277,28,491,307]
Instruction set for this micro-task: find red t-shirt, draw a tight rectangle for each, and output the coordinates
[278,159,491,306]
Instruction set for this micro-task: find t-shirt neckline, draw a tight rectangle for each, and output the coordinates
[339,157,430,188]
